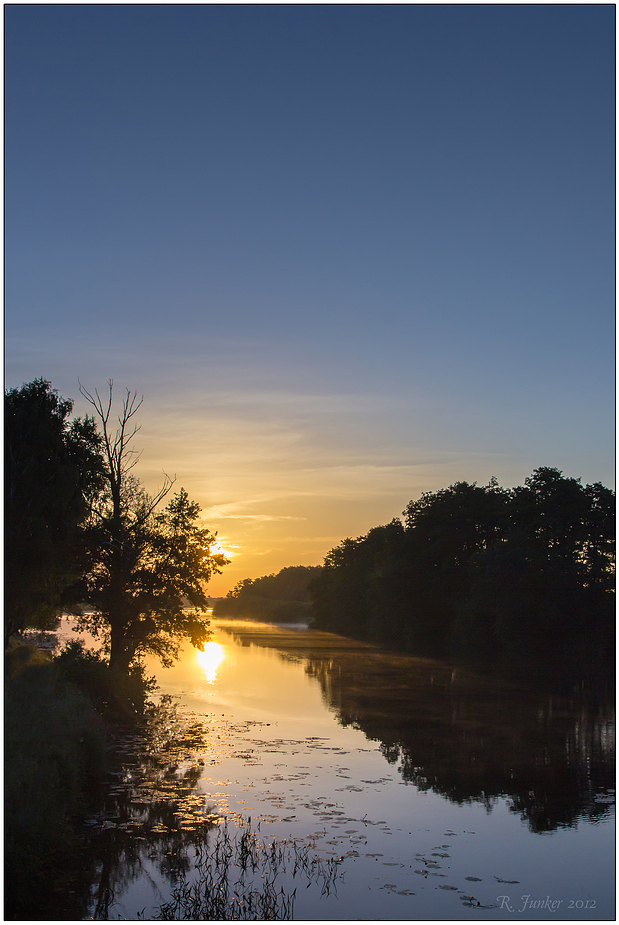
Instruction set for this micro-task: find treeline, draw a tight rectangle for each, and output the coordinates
[214,566,322,623]
[309,469,615,671]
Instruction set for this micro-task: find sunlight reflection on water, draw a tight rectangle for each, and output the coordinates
[195,641,226,683]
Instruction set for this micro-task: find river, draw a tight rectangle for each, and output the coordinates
[75,618,614,920]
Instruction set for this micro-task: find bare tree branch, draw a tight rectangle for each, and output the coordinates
[78,381,155,519]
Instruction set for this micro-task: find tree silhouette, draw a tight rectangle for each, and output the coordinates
[75,382,228,671]
[310,470,614,670]
[215,565,322,622]
[462,468,616,661]
[4,379,104,647]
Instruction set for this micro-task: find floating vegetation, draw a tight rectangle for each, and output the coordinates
[155,819,345,920]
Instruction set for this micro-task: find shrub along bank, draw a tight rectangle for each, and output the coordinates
[4,640,154,920]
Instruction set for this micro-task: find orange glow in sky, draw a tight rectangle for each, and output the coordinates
[7,7,612,601]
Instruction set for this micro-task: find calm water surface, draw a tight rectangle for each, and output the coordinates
[81,619,614,920]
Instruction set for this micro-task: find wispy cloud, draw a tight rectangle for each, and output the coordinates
[206,511,308,523]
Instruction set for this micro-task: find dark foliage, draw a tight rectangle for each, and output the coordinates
[4,638,164,919]
[214,565,322,622]
[54,639,158,720]
[75,383,229,671]
[75,485,228,670]
[309,469,615,671]
[4,644,108,919]
[5,378,228,670]
[4,379,105,646]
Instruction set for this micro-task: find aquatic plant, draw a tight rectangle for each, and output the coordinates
[156,819,344,920]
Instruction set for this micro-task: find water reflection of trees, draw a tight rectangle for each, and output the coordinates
[304,651,614,834]
[86,786,219,919]
[222,624,614,835]
[76,712,220,920]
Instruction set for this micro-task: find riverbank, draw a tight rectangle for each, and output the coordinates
[5,643,107,918]
[4,639,159,919]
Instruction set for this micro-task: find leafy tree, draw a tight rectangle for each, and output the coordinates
[227,577,256,599]
[226,566,321,603]
[403,479,509,576]
[309,535,369,635]
[4,379,105,647]
[310,521,406,642]
[310,469,614,670]
[401,480,510,653]
[463,468,616,660]
[509,468,615,584]
[74,383,228,672]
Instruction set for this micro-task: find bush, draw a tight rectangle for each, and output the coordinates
[54,639,157,720]
[5,639,159,918]
[5,643,108,918]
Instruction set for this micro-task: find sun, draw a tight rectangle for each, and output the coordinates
[210,539,236,558]
[195,641,226,683]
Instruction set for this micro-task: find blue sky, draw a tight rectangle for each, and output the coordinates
[5,4,615,593]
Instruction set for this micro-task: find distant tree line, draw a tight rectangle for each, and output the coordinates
[308,469,615,671]
[214,566,322,623]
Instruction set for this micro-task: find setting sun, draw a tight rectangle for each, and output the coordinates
[195,641,226,683]
[209,539,236,559]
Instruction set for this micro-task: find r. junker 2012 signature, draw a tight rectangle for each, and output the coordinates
[497,895,597,913]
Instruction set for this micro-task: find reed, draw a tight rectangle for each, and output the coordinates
[156,818,344,920]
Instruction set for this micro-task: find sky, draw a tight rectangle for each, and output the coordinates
[5,4,615,596]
